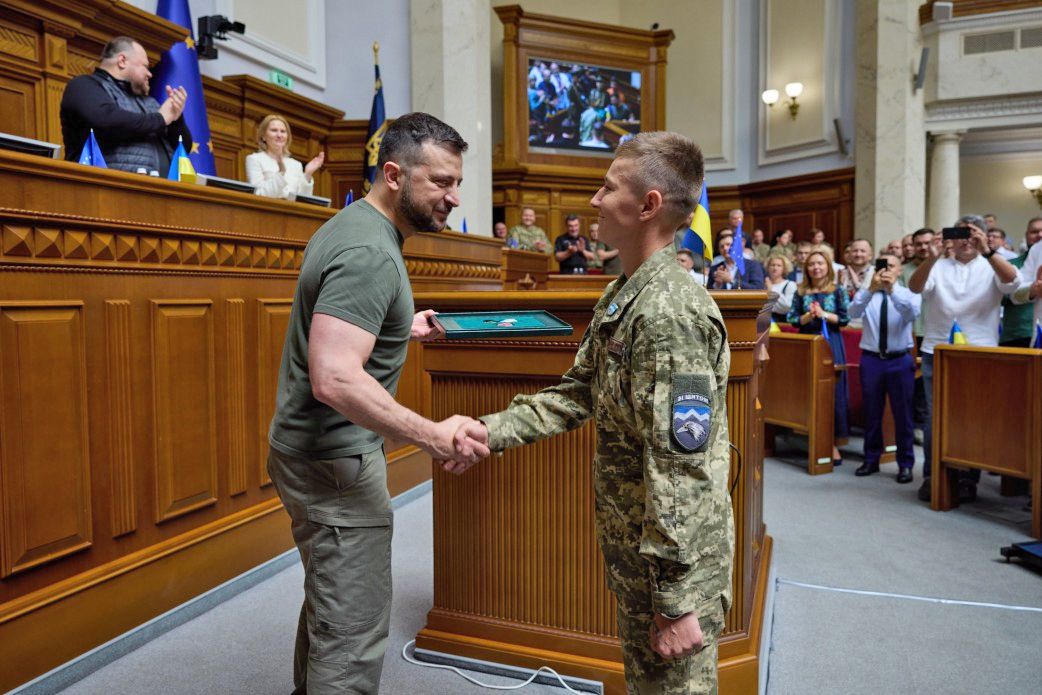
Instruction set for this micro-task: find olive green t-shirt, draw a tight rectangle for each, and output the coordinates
[269,199,414,458]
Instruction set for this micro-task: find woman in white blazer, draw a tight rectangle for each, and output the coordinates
[245,114,324,200]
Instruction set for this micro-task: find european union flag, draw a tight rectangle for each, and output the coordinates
[150,0,215,175]
[462,217,468,233]
[1032,320,1042,349]
[681,183,713,263]
[729,220,747,277]
[77,129,107,168]
[948,320,967,345]
[363,44,387,194]
[344,189,354,207]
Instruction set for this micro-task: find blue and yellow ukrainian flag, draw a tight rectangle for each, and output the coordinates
[948,320,968,345]
[167,135,196,182]
[151,0,215,176]
[681,184,713,264]
[769,318,782,335]
[362,42,387,194]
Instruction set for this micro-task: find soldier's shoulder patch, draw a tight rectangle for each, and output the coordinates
[671,374,712,453]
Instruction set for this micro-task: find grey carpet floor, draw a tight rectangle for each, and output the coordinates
[51,436,1042,694]
[764,435,1042,695]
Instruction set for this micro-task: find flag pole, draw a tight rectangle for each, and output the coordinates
[373,41,379,66]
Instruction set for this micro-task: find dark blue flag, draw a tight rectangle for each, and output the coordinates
[344,189,354,207]
[462,217,468,233]
[363,48,387,194]
[150,0,216,175]
[729,220,746,276]
[77,129,107,168]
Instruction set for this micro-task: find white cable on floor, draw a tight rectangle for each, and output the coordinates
[777,577,1042,613]
[400,639,587,693]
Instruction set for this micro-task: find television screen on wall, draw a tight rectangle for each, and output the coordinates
[526,57,642,155]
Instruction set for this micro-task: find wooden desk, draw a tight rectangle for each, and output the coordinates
[546,273,619,291]
[501,247,553,290]
[761,333,836,474]
[413,291,772,694]
[930,345,1042,538]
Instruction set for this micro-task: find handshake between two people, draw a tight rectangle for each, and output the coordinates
[423,416,490,475]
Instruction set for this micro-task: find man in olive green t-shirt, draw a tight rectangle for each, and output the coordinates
[267,112,488,694]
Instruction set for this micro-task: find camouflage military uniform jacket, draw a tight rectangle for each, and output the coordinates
[507,224,551,252]
[482,244,735,618]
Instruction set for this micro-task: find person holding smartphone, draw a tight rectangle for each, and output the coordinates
[907,215,1019,503]
[849,254,921,482]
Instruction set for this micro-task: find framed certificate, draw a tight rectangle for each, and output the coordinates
[431,310,573,339]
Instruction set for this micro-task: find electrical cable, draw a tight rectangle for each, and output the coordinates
[400,639,588,693]
[777,577,1042,613]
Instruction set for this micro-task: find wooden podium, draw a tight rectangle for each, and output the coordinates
[413,291,772,694]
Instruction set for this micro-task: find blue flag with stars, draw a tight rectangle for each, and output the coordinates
[77,129,107,168]
[1033,320,1042,349]
[150,0,216,175]
[729,220,747,276]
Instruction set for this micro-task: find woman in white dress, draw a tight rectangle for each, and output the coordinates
[245,114,325,200]
[766,254,796,323]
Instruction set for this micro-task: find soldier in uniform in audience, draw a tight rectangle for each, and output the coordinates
[446,132,734,695]
[507,207,551,252]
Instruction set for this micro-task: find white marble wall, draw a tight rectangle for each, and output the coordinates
[411,0,493,236]
[854,0,927,249]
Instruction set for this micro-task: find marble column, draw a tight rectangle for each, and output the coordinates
[410,0,493,237]
[927,131,963,230]
[854,1,927,248]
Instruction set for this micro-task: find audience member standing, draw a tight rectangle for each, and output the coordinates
[246,115,324,200]
[986,228,1018,260]
[60,36,192,173]
[1001,218,1042,346]
[770,228,796,262]
[587,222,622,274]
[849,253,921,483]
[1012,216,1042,339]
[908,215,1019,503]
[751,228,772,264]
[901,234,916,264]
[788,251,851,465]
[709,232,765,289]
[765,255,796,324]
[493,221,508,240]
[507,207,551,252]
[555,215,595,273]
[787,241,814,283]
[839,239,874,299]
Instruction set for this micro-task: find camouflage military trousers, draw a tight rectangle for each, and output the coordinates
[616,595,726,695]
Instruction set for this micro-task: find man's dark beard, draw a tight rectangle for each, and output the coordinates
[397,176,445,233]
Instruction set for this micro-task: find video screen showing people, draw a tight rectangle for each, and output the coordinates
[527,58,642,154]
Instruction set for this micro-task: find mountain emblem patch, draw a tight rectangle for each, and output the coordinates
[671,378,712,452]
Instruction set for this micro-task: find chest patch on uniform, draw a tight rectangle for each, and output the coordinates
[671,375,712,452]
[607,337,627,360]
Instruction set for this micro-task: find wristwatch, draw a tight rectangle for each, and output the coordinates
[982,249,996,259]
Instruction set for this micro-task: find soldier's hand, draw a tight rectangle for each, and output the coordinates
[535,240,547,251]
[649,612,704,660]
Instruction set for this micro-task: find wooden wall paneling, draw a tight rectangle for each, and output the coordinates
[104,299,136,538]
[0,70,39,139]
[0,302,92,578]
[256,298,292,487]
[740,168,855,251]
[225,298,248,496]
[150,299,218,523]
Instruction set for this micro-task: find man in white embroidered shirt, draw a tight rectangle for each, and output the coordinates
[907,214,1019,504]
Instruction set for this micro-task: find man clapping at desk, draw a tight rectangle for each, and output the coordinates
[60,36,192,174]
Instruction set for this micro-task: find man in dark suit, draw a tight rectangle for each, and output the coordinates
[708,232,765,289]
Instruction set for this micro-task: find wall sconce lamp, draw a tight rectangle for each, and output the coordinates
[761,82,804,120]
[1024,175,1042,208]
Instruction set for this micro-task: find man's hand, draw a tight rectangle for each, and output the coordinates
[649,612,704,660]
[158,85,188,125]
[440,419,490,475]
[969,226,989,255]
[425,415,489,463]
[304,151,325,179]
[411,309,445,341]
[877,268,895,292]
[535,240,547,252]
[1030,265,1042,300]
[868,272,884,293]
[713,266,732,285]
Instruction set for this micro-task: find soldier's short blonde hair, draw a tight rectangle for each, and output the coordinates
[615,131,704,229]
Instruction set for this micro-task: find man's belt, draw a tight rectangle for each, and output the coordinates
[862,349,911,361]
